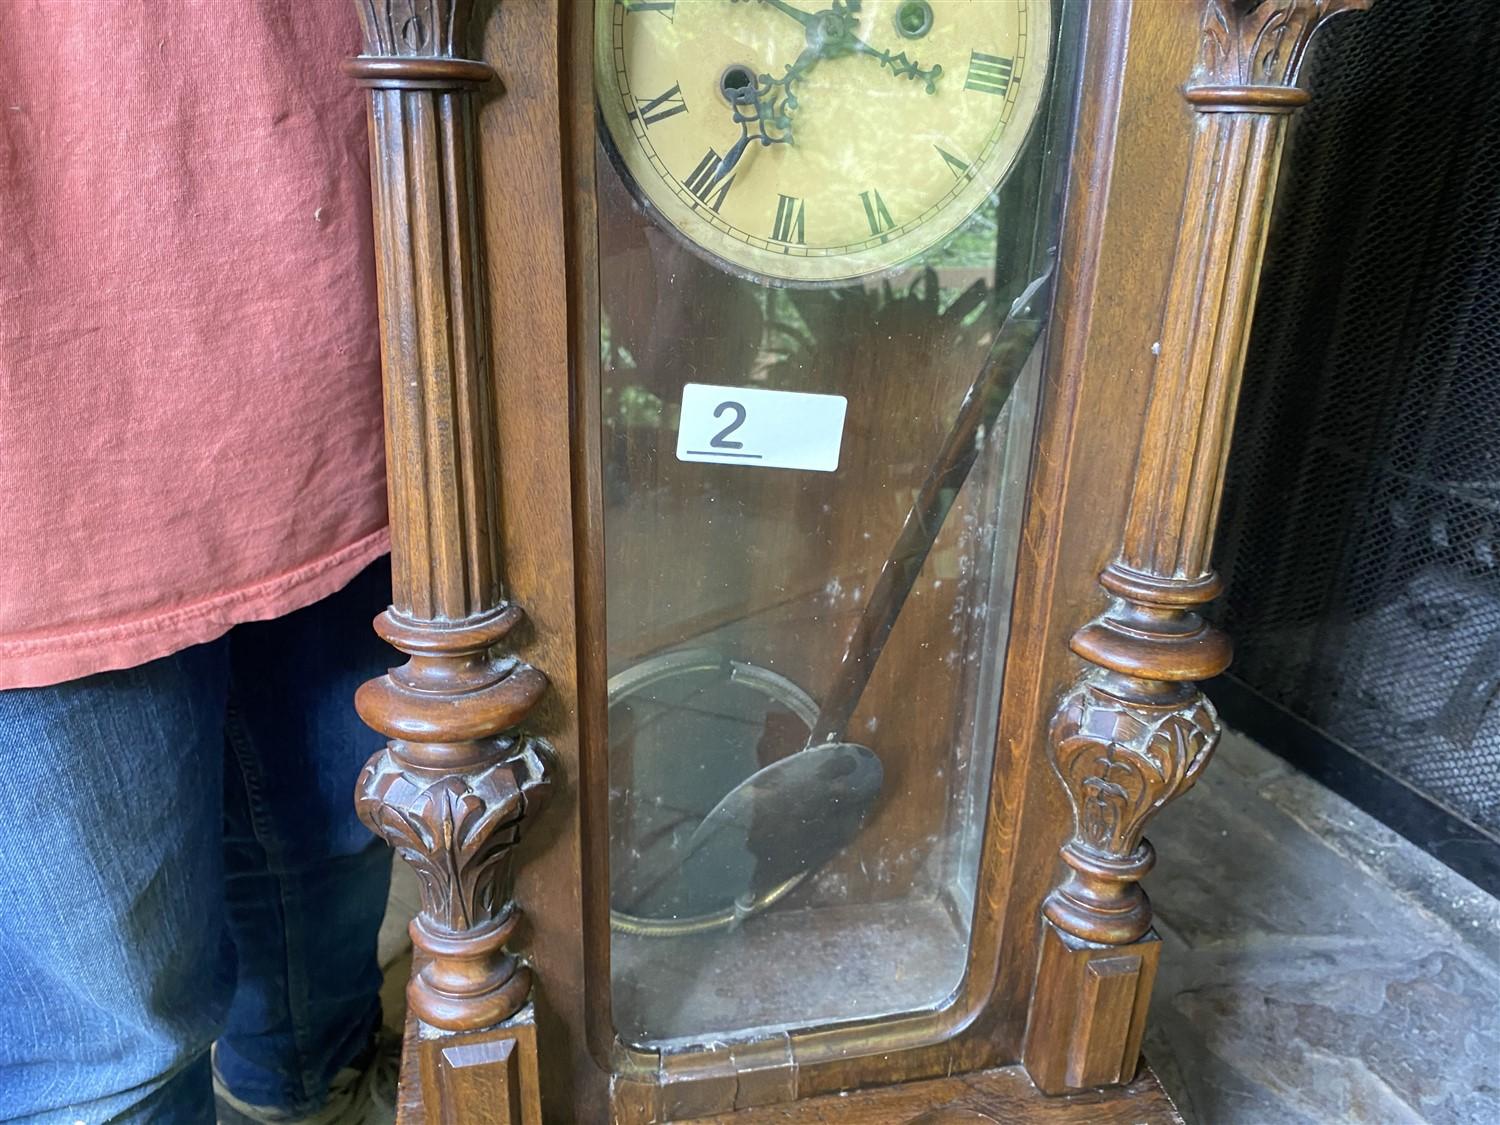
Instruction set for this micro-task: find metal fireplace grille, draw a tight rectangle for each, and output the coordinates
[1211,0,1500,869]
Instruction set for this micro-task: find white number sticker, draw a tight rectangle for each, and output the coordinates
[676,383,848,472]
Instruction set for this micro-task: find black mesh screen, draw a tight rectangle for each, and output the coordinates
[1213,0,1500,841]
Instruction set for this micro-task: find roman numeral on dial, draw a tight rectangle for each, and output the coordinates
[860,189,895,238]
[965,51,1015,96]
[630,83,687,127]
[936,146,972,180]
[771,195,806,244]
[684,150,735,212]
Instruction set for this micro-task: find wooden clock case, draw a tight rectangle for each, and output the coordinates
[340,0,1366,1120]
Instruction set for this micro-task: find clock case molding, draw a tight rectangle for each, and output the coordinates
[339,0,1367,1120]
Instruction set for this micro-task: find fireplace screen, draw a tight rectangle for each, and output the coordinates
[1212,0,1500,869]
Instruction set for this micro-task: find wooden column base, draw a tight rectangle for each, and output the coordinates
[1022,922,1160,1095]
[398,983,544,1125]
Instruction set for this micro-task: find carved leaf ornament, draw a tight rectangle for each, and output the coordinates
[1050,682,1218,860]
[357,741,551,934]
[1199,0,1366,88]
[359,0,463,57]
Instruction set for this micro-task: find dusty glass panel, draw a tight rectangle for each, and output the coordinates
[594,0,1077,1047]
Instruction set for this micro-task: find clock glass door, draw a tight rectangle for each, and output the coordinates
[594,0,1077,1048]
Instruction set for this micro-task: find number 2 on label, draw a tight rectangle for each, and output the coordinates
[710,400,746,449]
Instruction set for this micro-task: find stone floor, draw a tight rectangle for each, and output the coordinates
[1145,729,1500,1125]
[375,729,1500,1124]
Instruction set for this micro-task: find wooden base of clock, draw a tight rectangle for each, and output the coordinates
[691,1065,1182,1125]
[395,1004,1181,1125]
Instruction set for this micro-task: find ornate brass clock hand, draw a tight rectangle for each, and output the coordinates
[714,40,829,182]
[735,0,943,92]
[710,89,761,184]
[845,38,943,93]
[709,72,797,186]
[715,0,938,186]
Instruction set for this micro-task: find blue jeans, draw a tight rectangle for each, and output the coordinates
[0,560,395,1124]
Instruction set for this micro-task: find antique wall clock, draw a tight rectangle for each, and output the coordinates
[341,0,1367,1121]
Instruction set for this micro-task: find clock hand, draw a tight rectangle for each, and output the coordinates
[711,94,759,184]
[845,39,943,93]
[755,0,818,27]
[733,0,942,94]
[709,65,801,186]
[719,0,947,186]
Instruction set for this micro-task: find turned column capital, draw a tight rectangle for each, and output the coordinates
[345,0,493,86]
[1191,0,1369,98]
[352,0,480,60]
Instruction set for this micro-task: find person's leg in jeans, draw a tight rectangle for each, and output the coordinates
[212,560,395,1117]
[0,559,395,1123]
[0,645,234,1123]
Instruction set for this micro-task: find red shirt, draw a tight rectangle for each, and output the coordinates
[0,1,388,688]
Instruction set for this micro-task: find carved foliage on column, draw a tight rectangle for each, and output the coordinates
[353,609,552,1033]
[357,737,550,934]
[356,0,471,58]
[1052,681,1217,861]
[1044,678,1218,947]
[1200,0,1366,88]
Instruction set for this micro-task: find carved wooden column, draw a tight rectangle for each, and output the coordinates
[346,2,548,1118]
[1023,0,1366,1096]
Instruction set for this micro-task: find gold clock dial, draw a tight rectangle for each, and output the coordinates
[596,0,1051,284]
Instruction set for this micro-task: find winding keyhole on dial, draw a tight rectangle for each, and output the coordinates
[895,0,934,39]
[719,64,757,104]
